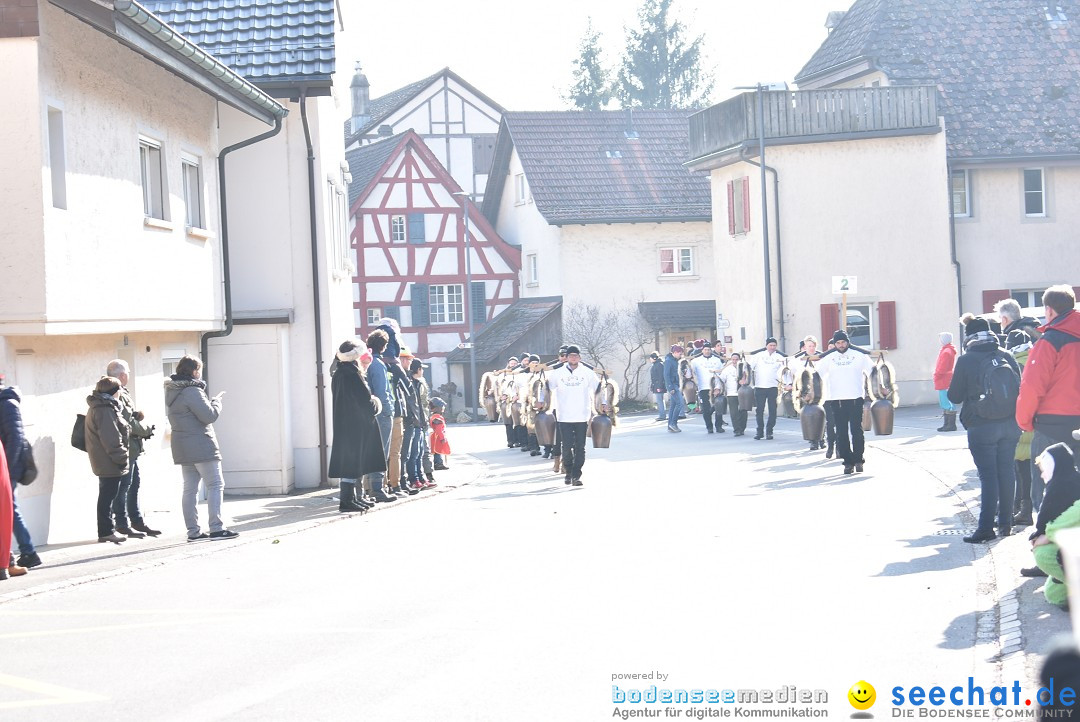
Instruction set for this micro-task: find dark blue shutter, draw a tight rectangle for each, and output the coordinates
[411,283,430,327]
[384,306,401,323]
[470,281,486,326]
[407,213,426,243]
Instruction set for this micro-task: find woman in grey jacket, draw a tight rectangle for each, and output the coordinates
[86,376,130,543]
[164,356,238,541]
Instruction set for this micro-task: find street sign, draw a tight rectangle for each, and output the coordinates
[717,319,731,330]
[457,342,473,349]
[832,276,857,295]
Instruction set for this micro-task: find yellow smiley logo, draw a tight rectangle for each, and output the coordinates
[848,681,876,710]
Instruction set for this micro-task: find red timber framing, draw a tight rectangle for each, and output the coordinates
[348,130,521,358]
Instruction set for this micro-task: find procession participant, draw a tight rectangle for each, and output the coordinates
[663,344,685,433]
[548,346,569,471]
[814,330,875,475]
[547,345,604,486]
[821,339,839,457]
[649,352,666,422]
[720,353,749,436]
[691,342,725,434]
[512,356,532,452]
[748,337,785,440]
[795,335,827,451]
[502,356,519,448]
[524,354,543,457]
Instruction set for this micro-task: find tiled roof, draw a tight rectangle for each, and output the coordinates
[142,0,335,86]
[483,110,712,225]
[638,300,717,329]
[445,297,562,365]
[345,132,408,207]
[795,0,1080,158]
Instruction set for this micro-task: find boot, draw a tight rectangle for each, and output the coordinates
[937,411,957,432]
[371,482,397,503]
[338,482,369,512]
[553,456,562,474]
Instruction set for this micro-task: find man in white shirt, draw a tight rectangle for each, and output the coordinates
[749,337,785,440]
[814,330,875,474]
[547,345,603,486]
[691,342,726,434]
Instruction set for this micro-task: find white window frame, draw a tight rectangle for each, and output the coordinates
[182,154,204,230]
[659,247,694,276]
[366,308,382,326]
[514,173,527,205]
[731,178,749,236]
[845,303,875,349]
[390,215,407,243]
[1024,168,1045,217]
[429,284,465,325]
[951,169,971,218]
[139,137,168,221]
[47,106,67,210]
[527,253,539,285]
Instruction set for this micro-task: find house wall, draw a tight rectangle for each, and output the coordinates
[493,148,562,296]
[953,163,1080,311]
[709,131,955,404]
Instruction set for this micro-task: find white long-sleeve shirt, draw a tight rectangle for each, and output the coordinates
[749,351,784,389]
[546,364,596,423]
[719,365,741,397]
[691,354,725,390]
[815,349,874,400]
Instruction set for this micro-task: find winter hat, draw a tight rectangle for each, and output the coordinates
[765,337,778,346]
[693,339,706,349]
[507,356,519,363]
[702,340,713,348]
[429,397,446,411]
[409,358,428,374]
[832,330,850,343]
[939,331,953,346]
[337,339,362,362]
[1006,329,1032,350]
[670,344,685,354]
[962,316,991,336]
[377,317,401,335]
[558,345,570,355]
[649,351,659,360]
[565,345,582,356]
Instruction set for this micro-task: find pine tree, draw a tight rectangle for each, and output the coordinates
[615,0,714,110]
[565,18,613,111]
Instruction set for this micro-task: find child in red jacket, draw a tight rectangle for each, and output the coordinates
[429,397,451,470]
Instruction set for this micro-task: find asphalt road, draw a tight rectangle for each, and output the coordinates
[0,410,1044,720]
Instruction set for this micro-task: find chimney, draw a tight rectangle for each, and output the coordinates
[825,10,847,33]
[350,62,370,134]
[377,125,393,137]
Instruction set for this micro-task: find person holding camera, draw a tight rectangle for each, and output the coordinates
[106,360,160,538]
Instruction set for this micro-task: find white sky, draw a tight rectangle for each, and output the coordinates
[342,0,857,111]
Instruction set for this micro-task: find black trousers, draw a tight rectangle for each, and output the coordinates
[727,397,747,434]
[754,387,778,436]
[831,398,865,466]
[97,476,123,537]
[515,425,528,447]
[504,422,515,446]
[552,411,562,458]
[698,391,716,432]
[559,422,588,480]
[824,400,837,446]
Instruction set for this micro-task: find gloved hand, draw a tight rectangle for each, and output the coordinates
[371,397,382,415]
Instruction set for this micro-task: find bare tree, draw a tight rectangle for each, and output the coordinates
[562,302,653,401]
[562,303,618,368]
[609,306,654,400]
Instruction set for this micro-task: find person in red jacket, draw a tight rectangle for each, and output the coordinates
[429,397,451,470]
[1015,285,1080,511]
[934,331,958,432]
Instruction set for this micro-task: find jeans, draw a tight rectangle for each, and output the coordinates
[181,460,225,536]
[97,476,123,538]
[111,459,144,529]
[421,433,434,477]
[727,396,747,434]
[832,398,865,466]
[654,392,666,418]
[1029,428,1080,511]
[967,420,1022,533]
[754,387,778,436]
[666,390,685,427]
[938,389,955,412]
[559,422,588,480]
[403,423,423,481]
[364,413,393,490]
[698,391,716,432]
[11,484,35,555]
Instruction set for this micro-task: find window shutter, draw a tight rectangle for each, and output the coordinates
[384,306,401,323]
[981,289,1009,313]
[727,181,735,236]
[742,176,751,233]
[878,301,897,350]
[410,283,429,327]
[407,213,426,244]
[470,281,487,326]
[820,303,840,344]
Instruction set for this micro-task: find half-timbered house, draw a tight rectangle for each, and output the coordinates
[347,130,521,395]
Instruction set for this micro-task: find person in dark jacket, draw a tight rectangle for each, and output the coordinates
[328,340,384,512]
[649,352,666,421]
[948,314,1022,543]
[86,376,131,544]
[0,382,41,568]
[388,348,420,496]
[106,359,159,538]
[364,330,397,503]
[664,345,685,432]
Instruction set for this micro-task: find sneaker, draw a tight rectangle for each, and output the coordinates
[17,552,42,569]
[7,563,28,577]
[434,463,450,470]
[208,530,239,540]
[754,434,763,440]
[131,522,162,537]
[963,529,996,544]
[187,533,210,542]
[667,425,681,433]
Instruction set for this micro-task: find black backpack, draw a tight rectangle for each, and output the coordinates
[972,351,1020,420]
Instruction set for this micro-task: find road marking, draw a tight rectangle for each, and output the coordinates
[0,672,107,710]
[0,616,248,640]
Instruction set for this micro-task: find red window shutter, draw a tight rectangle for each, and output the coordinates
[727,181,735,236]
[820,303,840,344]
[1073,287,1080,303]
[982,289,1009,313]
[742,176,751,233]
[878,301,897,350]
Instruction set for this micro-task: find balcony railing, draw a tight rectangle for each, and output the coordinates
[688,85,940,162]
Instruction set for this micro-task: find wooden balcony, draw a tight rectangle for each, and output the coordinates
[688,85,941,165]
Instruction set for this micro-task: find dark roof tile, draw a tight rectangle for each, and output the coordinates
[445,297,562,365]
[345,133,409,207]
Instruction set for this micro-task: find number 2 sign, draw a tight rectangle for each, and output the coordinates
[832,276,858,295]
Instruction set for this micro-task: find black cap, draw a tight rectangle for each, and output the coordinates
[702,341,712,348]
[558,345,569,354]
[765,337,778,345]
[409,358,427,374]
[649,351,659,360]
[964,317,991,335]
[528,354,540,363]
[832,330,850,343]
[565,345,581,355]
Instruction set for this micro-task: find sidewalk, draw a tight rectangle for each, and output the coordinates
[0,453,487,605]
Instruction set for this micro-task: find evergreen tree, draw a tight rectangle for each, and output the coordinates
[615,0,714,110]
[565,18,612,111]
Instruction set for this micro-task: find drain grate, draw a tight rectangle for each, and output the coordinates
[935,529,976,536]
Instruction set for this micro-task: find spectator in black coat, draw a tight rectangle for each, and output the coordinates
[0,381,40,569]
[649,352,666,421]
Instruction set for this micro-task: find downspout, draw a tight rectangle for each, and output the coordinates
[947,163,964,321]
[300,89,330,488]
[202,116,284,384]
[743,149,785,352]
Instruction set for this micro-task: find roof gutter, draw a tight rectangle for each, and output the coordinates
[113,0,287,124]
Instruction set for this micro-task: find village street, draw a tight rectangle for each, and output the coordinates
[0,406,1067,720]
